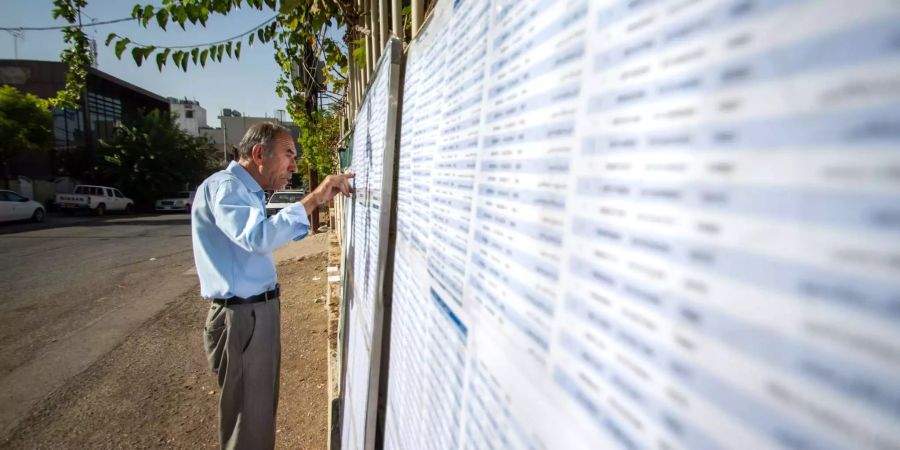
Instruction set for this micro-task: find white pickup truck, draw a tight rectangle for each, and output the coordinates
[55,185,135,216]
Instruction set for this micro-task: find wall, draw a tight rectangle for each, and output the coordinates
[169,101,208,136]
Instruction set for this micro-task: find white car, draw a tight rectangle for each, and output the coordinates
[0,190,46,223]
[265,190,305,216]
[55,185,134,216]
[155,191,195,213]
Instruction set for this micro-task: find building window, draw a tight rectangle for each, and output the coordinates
[87,91,123,142]
[185,110,194,118]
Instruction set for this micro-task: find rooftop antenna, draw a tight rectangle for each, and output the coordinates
[5,29,24,59]
[74,8,100,68]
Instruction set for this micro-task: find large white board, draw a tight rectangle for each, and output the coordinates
[341,38,401,450]
[382,0,900,449]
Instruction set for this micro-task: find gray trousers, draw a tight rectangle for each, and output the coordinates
[203,298,281,450]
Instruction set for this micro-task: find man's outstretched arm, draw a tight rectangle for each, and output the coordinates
[300,172,355,216]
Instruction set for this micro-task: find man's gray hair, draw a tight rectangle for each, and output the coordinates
[236,122,291,160]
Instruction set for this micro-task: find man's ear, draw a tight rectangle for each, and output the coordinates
[251,144,265,165]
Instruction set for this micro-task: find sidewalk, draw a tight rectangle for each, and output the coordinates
[273,231,329,263]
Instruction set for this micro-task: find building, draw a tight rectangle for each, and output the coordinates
[200,113,301,163]
[0,60,169,179]
[168,97,207,136]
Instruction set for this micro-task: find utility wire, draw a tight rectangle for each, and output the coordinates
[0,17,134,31]
[2,14,279,50]
[127,15,278,49]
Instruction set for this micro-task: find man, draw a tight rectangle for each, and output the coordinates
[191,122,353,449]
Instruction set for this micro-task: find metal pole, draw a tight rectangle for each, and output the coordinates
[222,113,227,162]
[356,58,362,114]
[347,52,353,116]
[371,0,381,64]
[349,48,357,117]
[379,0,389,48]
[364,0,372,84]
[391,0,401,39]
[411,0,424,37]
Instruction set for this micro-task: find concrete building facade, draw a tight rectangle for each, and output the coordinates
[168,98,207,136]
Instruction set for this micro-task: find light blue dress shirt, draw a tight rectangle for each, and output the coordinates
[191,161,309,299]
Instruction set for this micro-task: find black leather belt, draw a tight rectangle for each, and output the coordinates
[211,284,280,305]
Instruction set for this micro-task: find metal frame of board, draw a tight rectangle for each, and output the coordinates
[336,36,403,450]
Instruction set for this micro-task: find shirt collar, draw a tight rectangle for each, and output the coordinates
[226,161,264,194]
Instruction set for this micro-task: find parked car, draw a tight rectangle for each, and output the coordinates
[54,185,134,216]
[0,190,45,223]
[155,191,195,213]
[265,190,305,216]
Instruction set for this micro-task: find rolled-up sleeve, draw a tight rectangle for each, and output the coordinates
[211,181,309,255]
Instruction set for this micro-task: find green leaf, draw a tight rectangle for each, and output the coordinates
[156,9,169,30]
[181,54,188,72]
[200,49,209,67]
[191,48,199,64]
[248,32,255,46]
[234,41,241,59]
[279,0,301,14]
[402,5,411,16]
[142,5,154,25]
[225,41,232,58]
[157,48,171,71]
[172,50,183,68]
[131,5,142,19]
[131,47,145,67]
[104,33,117,46]
[217,44,225,61]
[352,46,365,67]
[114,38,130,59]
[257,28,265,42]
[186,3,199,24]
[174,6,188,29]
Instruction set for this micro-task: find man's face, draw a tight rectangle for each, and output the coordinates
[257,133,298,191]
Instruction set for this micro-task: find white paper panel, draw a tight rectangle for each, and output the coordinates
[342,39,397,450]
[381,0,900,449]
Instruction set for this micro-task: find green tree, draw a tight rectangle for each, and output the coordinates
[0,85,53,177]
[52,0,362,118]
[50,0,380,181]
[96,109,216,208]
[297,104,342,178]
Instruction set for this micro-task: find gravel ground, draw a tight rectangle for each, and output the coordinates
[0,254,330,450]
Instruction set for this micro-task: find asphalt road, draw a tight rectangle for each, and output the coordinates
[0,212,200,439]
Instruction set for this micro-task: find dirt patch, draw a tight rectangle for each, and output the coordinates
[0,254,330,450]
[275,253,329,450]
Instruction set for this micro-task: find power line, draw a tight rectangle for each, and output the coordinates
[127,15,278,49]
[0,17,134,31]
[0,14,277,50]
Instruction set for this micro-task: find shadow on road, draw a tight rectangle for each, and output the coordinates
[0,214,191,236]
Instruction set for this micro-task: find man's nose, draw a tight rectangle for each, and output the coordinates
[289,163,296,173]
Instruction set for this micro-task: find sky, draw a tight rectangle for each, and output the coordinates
[1,0,291,127]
